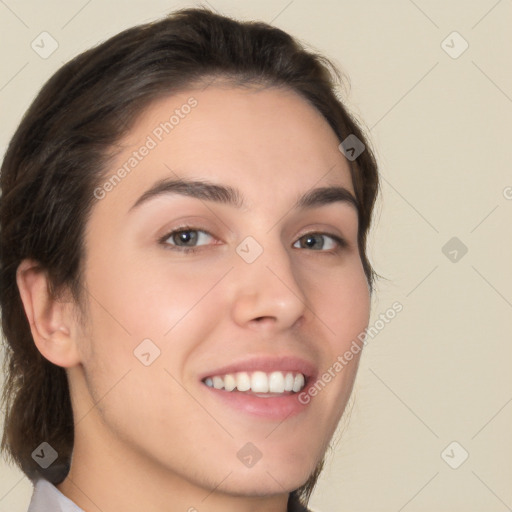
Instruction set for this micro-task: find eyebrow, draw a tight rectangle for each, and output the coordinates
[128,178,359,214]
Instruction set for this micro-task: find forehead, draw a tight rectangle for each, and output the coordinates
[96,84,354,216]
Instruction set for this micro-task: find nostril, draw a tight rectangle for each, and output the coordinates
[256,314,278,321]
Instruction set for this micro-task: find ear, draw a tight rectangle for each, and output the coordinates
[16,259,82,368]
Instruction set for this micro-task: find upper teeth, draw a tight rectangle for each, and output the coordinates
[203,371,306,393]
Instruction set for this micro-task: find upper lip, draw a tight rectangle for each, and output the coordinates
[199,354,318,382]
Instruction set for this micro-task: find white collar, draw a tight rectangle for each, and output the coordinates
[27,478,85,512]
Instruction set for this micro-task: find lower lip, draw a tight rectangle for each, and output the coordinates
[201,383,312,420]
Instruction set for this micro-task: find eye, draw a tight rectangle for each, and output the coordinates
[160,227,215,252]
[293,232,346,251]
[159,227,346,254]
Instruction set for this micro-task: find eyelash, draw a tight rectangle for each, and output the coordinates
[158,225,348,255]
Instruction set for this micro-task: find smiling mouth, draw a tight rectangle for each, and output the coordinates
[202,370,307,395]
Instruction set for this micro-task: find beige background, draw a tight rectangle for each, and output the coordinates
[1,1,511,511]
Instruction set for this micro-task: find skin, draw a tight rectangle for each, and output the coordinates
[17,84,370,512]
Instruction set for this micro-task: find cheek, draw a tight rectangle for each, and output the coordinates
[82,250,232,370]
[306,257,370,352]
[302,259,370,420]
[330,274,370,348]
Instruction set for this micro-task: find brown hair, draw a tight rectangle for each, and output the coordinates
[0,6,379,508]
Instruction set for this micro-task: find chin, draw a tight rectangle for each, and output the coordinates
[212,458,317,497]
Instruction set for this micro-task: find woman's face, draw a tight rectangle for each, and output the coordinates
[71,84,370,496]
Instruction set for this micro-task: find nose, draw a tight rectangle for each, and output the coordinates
[230,240,308,332]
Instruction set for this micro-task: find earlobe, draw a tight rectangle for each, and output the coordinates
[16,259,82,368]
